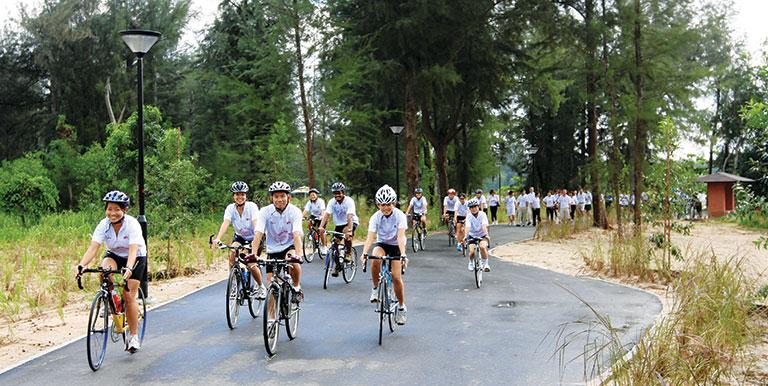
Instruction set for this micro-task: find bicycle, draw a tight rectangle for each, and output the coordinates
[363,254,405,345]
[77,267,146,371]
[445,216,456,247]
[209,235,262,329]
[258,257,301,357]
[465,237,485,288]
[302,216,321,263]
[322,230,358,289]
[410,213,426,252]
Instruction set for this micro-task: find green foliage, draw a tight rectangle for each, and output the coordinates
[0,155,59,225]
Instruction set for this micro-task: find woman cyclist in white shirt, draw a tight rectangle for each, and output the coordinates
[361,185,409,325]
[211,181,266,299]
[76,191,147,353]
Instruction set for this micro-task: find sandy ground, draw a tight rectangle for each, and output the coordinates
[492,221,768,384]
[0,260,229,371]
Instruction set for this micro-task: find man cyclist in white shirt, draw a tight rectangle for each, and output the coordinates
[302,188,327,255]
[76,191,147,353]
[361,185,409,325]
[319,182,359,276]
[454,193,469,252]
[405,187,428,235]
[211,181,266,300]
[252,181,305,303]
[442,188,458,232]
[465,198,491,272]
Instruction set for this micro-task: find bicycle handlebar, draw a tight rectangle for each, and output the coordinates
[76,267,128,292]
[362,255,404,273]
[209,234,252,251]
[324,230,346,237]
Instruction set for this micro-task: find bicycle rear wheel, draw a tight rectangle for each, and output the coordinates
[86,294,109,371]
[225,268,241,329]
[342,247,357,283]
[247,268,262,318]
[263,286,280,356]
[134,287,148,344]
[285,288,300,340]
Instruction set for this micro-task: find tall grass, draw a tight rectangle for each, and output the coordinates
[559,246,758,384]
[534,213,593,242]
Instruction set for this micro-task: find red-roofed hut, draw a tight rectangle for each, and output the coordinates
[696,172,755,217]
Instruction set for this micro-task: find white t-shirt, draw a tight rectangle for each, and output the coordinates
[304,198,326,218]
[544,195,555,208]
[255,203,303,253]
[488,194,500,206]
[325,196,359,226]
[518,195,527,208]
[224,201,259,240]
[410,196,428,214]
[475,195,487,209]
[576,192,585,205]
[504,196,516,208]
[368,208,408,246]
[443,196,458,212]
[569,196,577,205]
[585,192,593,205]
[531,196,541,209]
[467,211,489,239]
[92,214,147,257]
[456,200,469,217]
[558,194,571,208]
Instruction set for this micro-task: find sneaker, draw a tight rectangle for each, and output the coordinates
[252,285,266,300]
[320,246,328,256]
[331,266,340,277]
[456,244,462,252]
[395,305,407,325]
[291,287,304,303]
[467,260,475,271]
[483,260,491,272]
[370,288,379,303]
[127,334,141,353]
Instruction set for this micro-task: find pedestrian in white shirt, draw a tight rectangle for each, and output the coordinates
[474,189,488,215]
[558,189,571,223]
[531,191,541,226]
[544,191,556,222]
[517,189,528,226]
[488,189,500,225]
[504,190,517,226]
[584,190,593,213]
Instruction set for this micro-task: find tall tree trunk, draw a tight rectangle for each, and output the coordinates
[291,0,314,187]
[709,85,721,174]
[404,78,420,195]
[460,126,469,193]
[105,77,116,124]
[632,0,646,234]
[585,0,605,229]
[602,0,623,236]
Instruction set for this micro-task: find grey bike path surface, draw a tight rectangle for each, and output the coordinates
[2,225,661,385]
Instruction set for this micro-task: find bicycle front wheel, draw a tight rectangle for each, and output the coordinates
[378,281,387,346]
[323,251,333,290]
[448,222,456,246]
[342,247,357,283]
[263,286,280,356]
[387,284,396,333]
[419,227,426,251]
[285,288,300,340]
[411,229,419,253]
[86,294,109,371]
[302,233,315,263]
[225,268,241,329]
[474,257,483,289]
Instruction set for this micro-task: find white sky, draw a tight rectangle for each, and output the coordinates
[2,0,767,159]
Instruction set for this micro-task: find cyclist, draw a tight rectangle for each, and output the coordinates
[360,185,408,325]
[76,191,147,353]
[474,189,488,215]
[302,187,327,255]
[454,193,469,252]
[405,188,428,235]
[252,181,304,303]
[465,198,491,272]
[211,181,266,300]
[318,182,359,276]
[442,188,458,229]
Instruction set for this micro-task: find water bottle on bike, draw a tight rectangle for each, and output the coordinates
[112,288,124,333]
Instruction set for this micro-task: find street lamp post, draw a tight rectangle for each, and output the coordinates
[526,146,539,190]
[121,29,161,298]
[390,125,404,206]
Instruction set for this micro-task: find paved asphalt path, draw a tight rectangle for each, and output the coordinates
[2,225,661,385]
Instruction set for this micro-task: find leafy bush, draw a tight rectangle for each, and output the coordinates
[0,155,59,225]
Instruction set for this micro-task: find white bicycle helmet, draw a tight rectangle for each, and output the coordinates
[102,191,130,207]
[467,198,480,208]
[375,185,397,204]
[268,181,291,194]
[331,182,346,192]
[230,181,249,193]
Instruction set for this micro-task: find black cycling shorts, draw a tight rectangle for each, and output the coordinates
[334,224,357,238]
[445,210,455,218]
[232,233,253,245]
[456,215,466,224]
[104,251,147,283]
[266,246,297,274]
[373,242,401,258]
[466,236,489,246]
